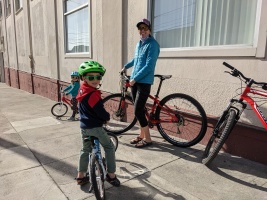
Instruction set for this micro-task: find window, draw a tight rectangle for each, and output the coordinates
[152,0,257,49]
[15,0,23,11]
[64,0,90,54]
[5,0,11,17]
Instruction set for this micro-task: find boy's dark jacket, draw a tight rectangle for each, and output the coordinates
[76,81,110,129]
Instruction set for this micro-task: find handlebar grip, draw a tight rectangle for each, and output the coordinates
[223,62,235,70]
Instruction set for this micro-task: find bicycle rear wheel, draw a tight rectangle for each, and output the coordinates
[90,153,105,200]
[51,102,68,117]
[202,109,237,166]
[155,93,207,147]
[103,93,137,134]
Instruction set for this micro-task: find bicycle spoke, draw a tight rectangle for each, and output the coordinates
[103,94,137,134]
[156,93,207,147]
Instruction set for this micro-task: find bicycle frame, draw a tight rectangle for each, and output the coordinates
[61,95,72,107]
[216,80,267,133]
[239,81,267,129]
[123,77,179,126]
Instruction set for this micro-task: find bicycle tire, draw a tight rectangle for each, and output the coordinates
[102,93,137,134]
[202,109,237,166]
[90,153,105,200]
[51,102,68,117]
[155,93,207,147]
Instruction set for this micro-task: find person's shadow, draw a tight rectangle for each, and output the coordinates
[106,160,186,200]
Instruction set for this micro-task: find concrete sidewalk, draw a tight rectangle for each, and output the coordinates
[0,83,266,200]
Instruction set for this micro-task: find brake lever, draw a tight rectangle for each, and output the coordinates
[225,70,239,77]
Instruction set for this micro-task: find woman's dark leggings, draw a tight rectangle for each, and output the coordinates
[131,83,151,127]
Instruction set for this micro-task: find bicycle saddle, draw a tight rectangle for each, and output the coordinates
[154,74,172,80]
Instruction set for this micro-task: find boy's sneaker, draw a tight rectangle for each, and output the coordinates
[67,116,75,121]
[106,174,120,187]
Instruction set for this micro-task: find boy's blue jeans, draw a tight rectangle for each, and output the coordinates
[78,127,116,173]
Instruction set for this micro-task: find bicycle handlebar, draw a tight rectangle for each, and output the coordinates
[223,62,267,88]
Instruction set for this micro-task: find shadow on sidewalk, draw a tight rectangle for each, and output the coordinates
[107,159,186,200]
[203,153,267,192]
[0,138,77,178]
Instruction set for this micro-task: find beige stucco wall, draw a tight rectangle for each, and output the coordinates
[120,0,267,129]
[1,0,266,129]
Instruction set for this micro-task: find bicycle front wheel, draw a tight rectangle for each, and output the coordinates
[103,93,137,134]
[202,109,237,166]
[51,102,68,117]
[90,153,105,200]
[155,93,207,147]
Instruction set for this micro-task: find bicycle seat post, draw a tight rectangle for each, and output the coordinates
[155,78,164,98]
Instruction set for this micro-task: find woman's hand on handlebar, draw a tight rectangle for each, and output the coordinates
[129,79,136,86]
[120,67,126,74]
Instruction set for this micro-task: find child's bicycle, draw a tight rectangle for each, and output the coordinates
[102,72,207,147]
[51,86,78,117]
[202,62,267,166]
[85,132,118,200]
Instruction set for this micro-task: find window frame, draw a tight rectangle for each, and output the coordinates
[15,0,23,13]
[149,0,265,58]
[63,0,91,58]
[5,0,11,17]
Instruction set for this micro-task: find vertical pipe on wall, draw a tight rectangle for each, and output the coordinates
[53,0,60,101]
[11,0,20,88]
[26,0,35,93]
[3,0,11,86]
[121,0,128,68]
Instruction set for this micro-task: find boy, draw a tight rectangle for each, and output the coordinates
[63,71,80,121]
[75,61,120,187]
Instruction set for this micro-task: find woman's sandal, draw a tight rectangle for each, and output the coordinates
[75,177,89,185]
[130,136,143,144]
[135,139,153,148]
[106,174,120,187]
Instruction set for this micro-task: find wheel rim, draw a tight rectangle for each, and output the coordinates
[95,163,104,198]
[103,95,136,133]
[156,95,206,146]
[53,103,67,116]
[204,114,229,157]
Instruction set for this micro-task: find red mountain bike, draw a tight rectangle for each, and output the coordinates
[51,86,78,117]
[202,62,267,165]
[102,72,207,147]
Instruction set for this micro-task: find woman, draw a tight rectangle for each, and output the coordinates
[121,18,160,148]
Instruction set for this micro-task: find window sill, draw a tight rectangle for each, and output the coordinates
[159,46,257,58]
[64,52,91,58]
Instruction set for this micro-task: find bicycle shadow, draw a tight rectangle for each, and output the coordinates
[118,131,267,193]
[202,152,267,192]
[106,159,186,200]
[118,132,203,164]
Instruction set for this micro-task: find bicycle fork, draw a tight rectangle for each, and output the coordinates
[212,99,246,138]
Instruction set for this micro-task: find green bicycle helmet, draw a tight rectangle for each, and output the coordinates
[78,61,106,76]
